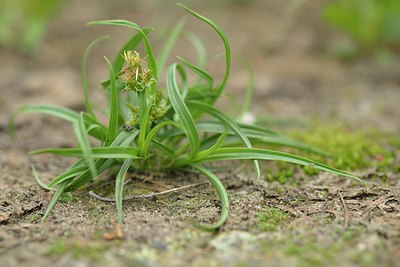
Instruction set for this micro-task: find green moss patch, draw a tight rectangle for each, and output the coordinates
[257,207,289,231]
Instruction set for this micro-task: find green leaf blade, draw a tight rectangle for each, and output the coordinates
[82,35,109,118]
[187,100,261,178]
[167,64,200,158]
[177,56,213,87]
[8,105,79,138]
[30,146,140,159]
[104,57,119,146]
[115,158,133,225]
[31,165,51,191]
[158,19,186,76]
[200,147,363,183]
[41,180,70,222]
[177,3,230,97]
[189,163,229,231]
[88,20,158,80]
[73,113,97,178]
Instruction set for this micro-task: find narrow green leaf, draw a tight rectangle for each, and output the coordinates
[41,180,69,222]
[177,56,213,87]
[236,57,254,119]
[177,3,230,96]
[158,19,186,76]
[64,159,112,191]
[137,92,151,152]
[104,57,119,146]
[186,32,207,76]
[237,122,279,135]
[140,120,180,157]
[101,28,154,89]
[115,158,133,225]
[48,165,87,187]
[167,64,200,158]
[30,146,140,159]
[187,100,261,178]
[31,165,51,191]
[65,130,139,191]
[73,113,97,178]
[151,139,175,157]
[81,112,107,140]
[237,121,330,156]
[176,63,189,100]
[113,28,153,73]
[88,20,158,80]
[200,147,364,183]
[195,121,331,156]
[199,121,277,135]
[82,35,109,118]
[8,105,79,138]
[189,163,229,230]
[194,125,228,161]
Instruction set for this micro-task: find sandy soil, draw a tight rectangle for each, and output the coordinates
[1,1,399,266]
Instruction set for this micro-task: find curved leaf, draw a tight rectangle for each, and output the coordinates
[104,57,119,146]
[177,56,213,87]
[41,180,70,222]
[167,64,200,158]
[115,158,133,225]
[199,147,363,183]
[177,3,230,96]
[73,113,97,178]
[30,146,140,159]
[82,35,109,118]
[189,163,229,230]
[88,20,158,80]
[187,100,260,178]
[31,165,51,191]
[158,19,186,76]
[8,105,79,137]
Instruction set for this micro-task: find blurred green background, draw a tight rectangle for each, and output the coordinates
[2,0,400,59]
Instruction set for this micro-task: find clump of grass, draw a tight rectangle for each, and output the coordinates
[257,207,289,231]
[9,3,361,230]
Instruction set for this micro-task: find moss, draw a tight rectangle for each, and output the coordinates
[46,238,108,261]
[265,163,295,184]
[292,123,395,173]
[261,226,385,267]
[266,122,396,183]
[257,207,289,231]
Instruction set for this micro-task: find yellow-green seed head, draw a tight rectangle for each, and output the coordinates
[120,50,154,92]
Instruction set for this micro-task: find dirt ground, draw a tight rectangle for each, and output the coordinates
[1,1,400,266]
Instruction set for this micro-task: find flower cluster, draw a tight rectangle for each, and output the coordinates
[149,91,167,123]
[120,50,166,129]
[120,50,154,92]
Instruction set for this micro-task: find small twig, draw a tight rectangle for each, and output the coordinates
[89,166,243,203]
[338,190,349,228]
[89,181,210,202]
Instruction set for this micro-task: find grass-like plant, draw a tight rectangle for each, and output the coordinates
[9,4,361,230]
